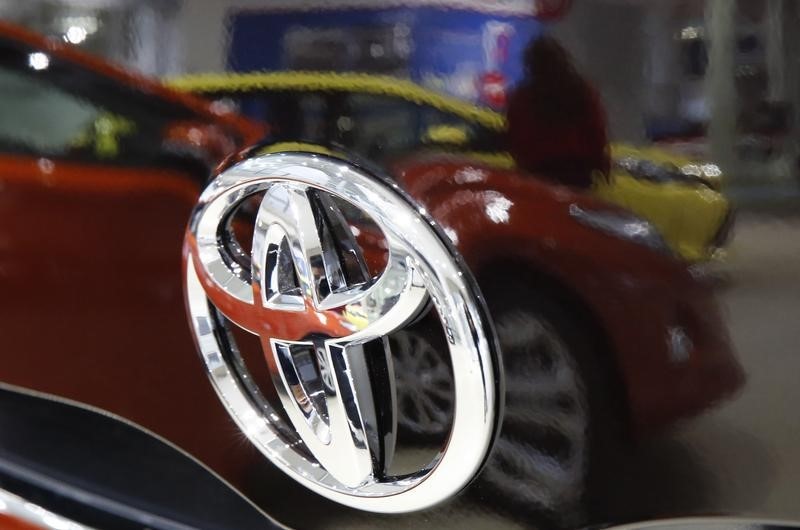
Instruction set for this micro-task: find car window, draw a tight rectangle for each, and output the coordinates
[0,39,202,167]
[336,92,502,159]
[344,93,419,157]
[0,66,114,156]
[210,89,502,161]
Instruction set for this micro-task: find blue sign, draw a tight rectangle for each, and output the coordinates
[227,6,541,107]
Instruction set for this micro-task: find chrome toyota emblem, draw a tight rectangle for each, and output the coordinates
[183,152,499,512]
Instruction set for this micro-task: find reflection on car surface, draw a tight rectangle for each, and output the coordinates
[0,19,757,530]
[169,69,744,524]
[170,70,733,262]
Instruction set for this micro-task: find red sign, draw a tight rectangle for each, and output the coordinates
[478,71,508,109]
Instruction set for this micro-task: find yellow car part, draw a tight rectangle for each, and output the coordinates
[610,143,723,191]
[595,171,729,262]
[458,151,729,262]
[256,141,337,157]
[167,70,505,132]
[172,72,729,261]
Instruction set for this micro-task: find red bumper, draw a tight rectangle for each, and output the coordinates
[602,274,745,434]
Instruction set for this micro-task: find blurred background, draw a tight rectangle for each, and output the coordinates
[3,0,800,192]
[1,1,799,528]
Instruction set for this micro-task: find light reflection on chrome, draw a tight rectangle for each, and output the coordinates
[0,488,89,530]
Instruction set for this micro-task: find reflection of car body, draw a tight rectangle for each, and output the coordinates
[611,143,723,190]
[604,143,731,261]
[0,27,745,530]
[169,71,732,262]
[394,155,742,428]
[164,71,743,520]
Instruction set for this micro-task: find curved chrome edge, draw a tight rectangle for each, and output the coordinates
[0,487,91,530]
[185,151,504,513]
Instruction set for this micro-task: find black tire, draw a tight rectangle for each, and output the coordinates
[473,281,628,528]
[391,312,455,443]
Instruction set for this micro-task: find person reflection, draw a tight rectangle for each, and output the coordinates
[507,36,610,189]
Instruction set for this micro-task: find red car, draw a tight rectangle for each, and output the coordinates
[0,22,743,529]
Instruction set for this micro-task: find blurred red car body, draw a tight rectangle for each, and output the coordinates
[395,156,743,431]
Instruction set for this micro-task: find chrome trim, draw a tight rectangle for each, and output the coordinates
[0,488,91,530]
[184,152,500,513]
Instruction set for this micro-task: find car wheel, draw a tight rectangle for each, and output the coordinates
[476,287,626,528]
[392,329,454,440]
[478,306,589,526]
[391,282,625,526]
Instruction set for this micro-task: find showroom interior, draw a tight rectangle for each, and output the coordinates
[0,1,799,529]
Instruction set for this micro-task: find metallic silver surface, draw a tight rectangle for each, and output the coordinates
[184,152,500,513]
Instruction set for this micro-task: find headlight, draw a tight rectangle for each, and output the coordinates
[616,156,676,184]
[680,162,723,190]
[569,204,672,255]
[616,156,720,190]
